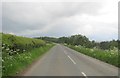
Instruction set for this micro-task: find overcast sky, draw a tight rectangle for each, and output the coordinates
[2,0,119,41]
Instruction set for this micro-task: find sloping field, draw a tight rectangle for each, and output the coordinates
[1,33,54,76]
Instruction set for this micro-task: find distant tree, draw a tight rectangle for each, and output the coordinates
[35,35,118,50]
[36,37,58,43]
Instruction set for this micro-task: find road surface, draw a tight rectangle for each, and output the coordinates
[23,44,118,76]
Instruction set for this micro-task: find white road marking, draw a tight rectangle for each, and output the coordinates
[67,55,76,64]
[81,72,87,78]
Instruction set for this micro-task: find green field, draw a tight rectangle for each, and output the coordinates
[67,45,119,67]
[1,33,54,76]
[2,33,45,51]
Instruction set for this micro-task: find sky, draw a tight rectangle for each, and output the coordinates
[1,0,119,41]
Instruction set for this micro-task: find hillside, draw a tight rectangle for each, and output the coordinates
[2,33,47,56]
[1,33,54,76]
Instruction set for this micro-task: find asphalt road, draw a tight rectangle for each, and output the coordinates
[23,44,118,76]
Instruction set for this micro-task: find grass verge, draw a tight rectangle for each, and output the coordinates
[67,45,119,67]
[2,44,55,76]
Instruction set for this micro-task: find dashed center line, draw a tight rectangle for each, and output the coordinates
[67,55,76,64]
[81,72,87,78]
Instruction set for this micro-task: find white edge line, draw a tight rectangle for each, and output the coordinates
[81,72,87,77]
[67,55,76,64]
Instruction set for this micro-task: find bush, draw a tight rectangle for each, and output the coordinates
[67,45,119,67]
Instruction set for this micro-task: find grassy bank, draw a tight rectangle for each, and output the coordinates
[67,45,119,67]
[2,33,45,53]
[2,44,54,76]
[1,33,55,76]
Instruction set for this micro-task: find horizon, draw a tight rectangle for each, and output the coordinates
[1,32,118,42]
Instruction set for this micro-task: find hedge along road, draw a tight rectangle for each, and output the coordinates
[22,44,118,77]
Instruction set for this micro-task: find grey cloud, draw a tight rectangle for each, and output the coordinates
[2,2,102,28]
[0,3,2,32]
[2,2,117,41]
[2,17,47,33]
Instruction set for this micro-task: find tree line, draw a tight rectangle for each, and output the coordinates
[35,34,118,50]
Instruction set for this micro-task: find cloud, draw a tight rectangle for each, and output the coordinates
[2,1,118,41]
[0,2,2,32]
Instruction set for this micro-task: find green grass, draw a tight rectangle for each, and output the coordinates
[2,33,45,51]
[1,33,55,76]
[2,33,45,45]
[2,44,54,76]
[67,45,119,67]
[2,33,46,57]
[0,33,2,78]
